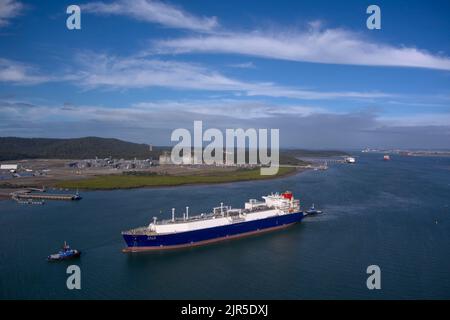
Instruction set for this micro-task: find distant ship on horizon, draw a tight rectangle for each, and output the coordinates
[122,191,303,252]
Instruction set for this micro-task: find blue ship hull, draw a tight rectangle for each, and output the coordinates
[123,212,304,252]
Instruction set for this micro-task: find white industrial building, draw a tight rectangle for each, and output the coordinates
[159,153,195,165]
[0,164,19,172]
[159,153,173,165]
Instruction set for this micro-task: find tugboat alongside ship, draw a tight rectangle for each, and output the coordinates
[41,192,323,260]
[305,203,323,216]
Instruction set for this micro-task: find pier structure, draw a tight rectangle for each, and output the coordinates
[10,189,81,201]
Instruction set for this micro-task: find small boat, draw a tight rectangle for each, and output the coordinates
[47,241,81,261]
[383,155,391,161]
[345,157,356,164]
[72,192,82,200]
[305,204,323,216]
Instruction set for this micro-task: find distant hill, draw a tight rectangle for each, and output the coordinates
[0,137,166,161]
[0,136,347,163]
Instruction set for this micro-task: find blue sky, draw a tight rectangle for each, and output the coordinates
[0,0,449,148]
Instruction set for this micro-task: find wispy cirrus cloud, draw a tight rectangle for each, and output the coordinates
[0,58,50,84]
[0,52,393,101]
[72,52,392,101]
[228,62,256,69]
[73,53,244,91]
[153,27,450,71]
[83,0,218,32]
[0,0,23,27]
[132,99,324,119]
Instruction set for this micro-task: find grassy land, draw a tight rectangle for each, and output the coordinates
[56,167,298,190]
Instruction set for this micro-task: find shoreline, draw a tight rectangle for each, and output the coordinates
[55,166,305,191]
[103,166,306,191]
[0,166,308,196]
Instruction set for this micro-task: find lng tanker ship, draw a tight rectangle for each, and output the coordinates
[122,191,303,252]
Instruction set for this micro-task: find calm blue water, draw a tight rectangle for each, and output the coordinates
[0,153,449,299]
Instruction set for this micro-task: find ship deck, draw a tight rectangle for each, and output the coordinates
[122,226,157,236]
[121,205,274,236]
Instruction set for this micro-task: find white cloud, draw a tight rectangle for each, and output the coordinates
[73,52,392,101]
[0,53,394,101]
[74,53,244,91]
[83,0,218,32]
[0,99,326,133]
[0,0,23,27]
[0,58,50,84]
[153,28,450,71]
[379,113,450,127]
[132,99,324,119]
[244,85,390,100]
[228,62,256,69]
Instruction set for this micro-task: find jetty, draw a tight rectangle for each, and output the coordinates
[11,195,45,205]
[10,189,81,201]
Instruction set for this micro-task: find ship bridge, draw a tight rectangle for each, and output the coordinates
[260,191,300,212]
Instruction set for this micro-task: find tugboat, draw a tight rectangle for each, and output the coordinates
[305,204,323,216]
[72,190,82,200]
[47,241,81,261]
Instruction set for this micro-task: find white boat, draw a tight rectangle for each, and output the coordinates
[345,157,356,164]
